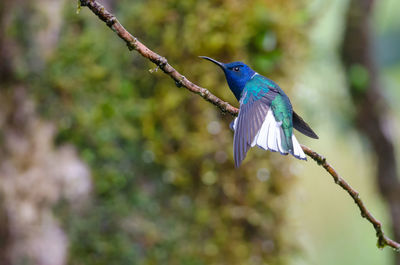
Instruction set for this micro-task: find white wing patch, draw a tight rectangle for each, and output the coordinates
[247,109,307,160]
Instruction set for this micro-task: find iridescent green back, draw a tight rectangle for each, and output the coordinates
[241,74,293,151]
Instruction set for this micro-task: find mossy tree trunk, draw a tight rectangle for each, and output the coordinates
[341,0,400,263]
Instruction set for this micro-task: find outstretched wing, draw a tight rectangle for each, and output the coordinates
[292,111,319,139]
[233,89,278,167]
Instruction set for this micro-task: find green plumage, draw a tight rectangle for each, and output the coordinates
[241,75,294,152]
[241,75,271,104]
[200,56,318,166]
[271,94,293,151]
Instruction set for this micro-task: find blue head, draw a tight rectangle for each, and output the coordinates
[200,56,256,101]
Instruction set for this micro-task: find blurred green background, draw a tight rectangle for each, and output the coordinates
[0,0,399,264]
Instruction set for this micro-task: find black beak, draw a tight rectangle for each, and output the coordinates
[199,56,226,70]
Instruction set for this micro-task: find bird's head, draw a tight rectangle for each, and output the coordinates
[200,56,256,101]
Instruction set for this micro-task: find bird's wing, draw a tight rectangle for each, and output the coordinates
[292,111,319,139]
[233,88,277,167]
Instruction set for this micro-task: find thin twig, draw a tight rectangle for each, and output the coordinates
[301,145,400,250]
[79,0,238,116]
[78,0,400,251]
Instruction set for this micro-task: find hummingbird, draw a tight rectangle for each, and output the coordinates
[200,56,318,167]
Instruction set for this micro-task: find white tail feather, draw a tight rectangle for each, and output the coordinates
[291,134,306,160]
[255,120,267,148]
[251,129,260,147]
[276,126,286,154]
[232,118,238,131]
[266,110,279,152]
[249,109,307,160]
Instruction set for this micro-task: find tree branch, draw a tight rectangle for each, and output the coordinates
[78,0,400,251]
[301,145,400,250]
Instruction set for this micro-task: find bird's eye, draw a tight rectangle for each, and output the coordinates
[233,67,240,72]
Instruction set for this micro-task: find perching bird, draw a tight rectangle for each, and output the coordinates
[200,56,318,167]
